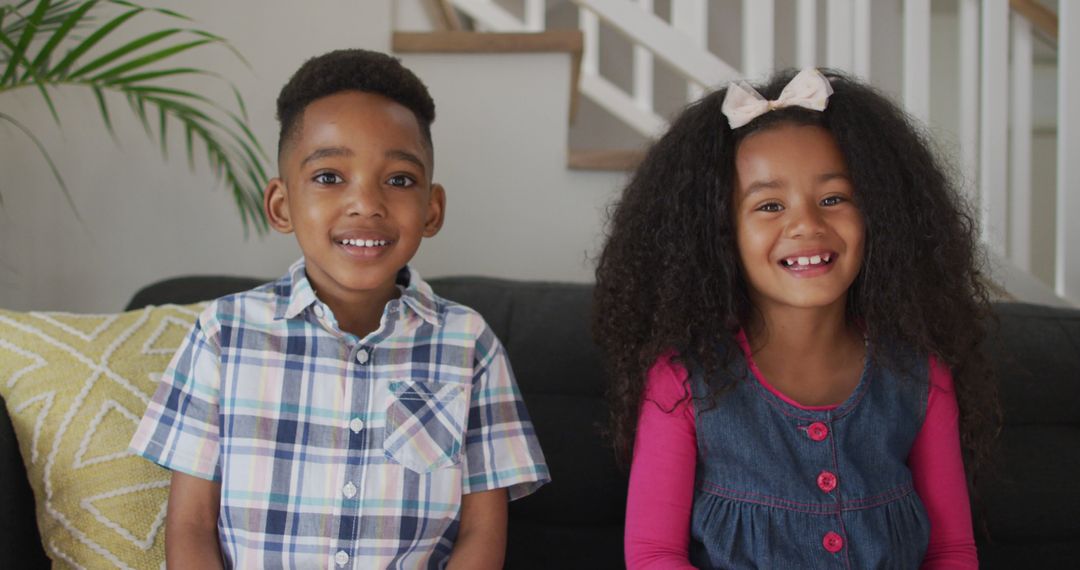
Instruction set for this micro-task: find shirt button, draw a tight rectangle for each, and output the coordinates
[349,418,365,433]
[817,470,838,493]
[313,304,325,318]
[334,550,350,566]
[355,348,369,364]
[823,531,844,553]
[807,422,829,441]
[342,482,357,499]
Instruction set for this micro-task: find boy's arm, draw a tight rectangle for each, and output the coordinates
[166,471,224,570]
[446,487,508,570]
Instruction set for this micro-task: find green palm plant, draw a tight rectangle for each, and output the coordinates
[0,0,270,234]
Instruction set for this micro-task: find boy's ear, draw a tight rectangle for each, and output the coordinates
[264,177,294,234]
[423,183,446,237]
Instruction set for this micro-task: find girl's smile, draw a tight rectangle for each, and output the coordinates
[733,124,865,314]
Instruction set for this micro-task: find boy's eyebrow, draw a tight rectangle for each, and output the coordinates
[299,147,428,176]
[386,149,427,175]
[301,146,353,167]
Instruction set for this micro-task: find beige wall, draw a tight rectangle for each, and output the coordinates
[0,0,624,313]
[0,1,390,312]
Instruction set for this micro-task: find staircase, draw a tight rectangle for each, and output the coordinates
[395,0,1077,308]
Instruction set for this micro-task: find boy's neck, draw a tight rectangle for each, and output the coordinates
[314,278,401,339]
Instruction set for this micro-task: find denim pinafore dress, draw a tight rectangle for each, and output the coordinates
[688,344,931,569]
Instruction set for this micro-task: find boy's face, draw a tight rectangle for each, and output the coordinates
[264,91,445,310]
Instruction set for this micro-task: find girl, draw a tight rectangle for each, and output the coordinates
[593,69,998,568]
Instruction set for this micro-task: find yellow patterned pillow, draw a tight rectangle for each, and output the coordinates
[0,303,204,569]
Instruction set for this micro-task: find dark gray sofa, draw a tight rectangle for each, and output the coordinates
[2,275,1078,568]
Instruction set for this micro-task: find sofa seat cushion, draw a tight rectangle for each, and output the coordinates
[0,304,204,568]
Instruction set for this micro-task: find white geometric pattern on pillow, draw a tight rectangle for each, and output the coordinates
[0,304,204,569]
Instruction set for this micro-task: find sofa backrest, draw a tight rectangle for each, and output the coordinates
[974,302,1080,569]
[2,276,1078,569]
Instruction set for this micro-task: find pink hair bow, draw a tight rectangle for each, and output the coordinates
[720,68,834,129]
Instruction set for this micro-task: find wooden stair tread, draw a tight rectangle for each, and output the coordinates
[567,148,646,172]
[393,30,582,54]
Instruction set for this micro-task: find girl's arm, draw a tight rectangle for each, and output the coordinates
[447,487,508,570]
[625,354,698,570]
[909,357,979,569]
[165,471,224,569]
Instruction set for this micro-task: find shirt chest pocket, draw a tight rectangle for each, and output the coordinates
[383,379,468,473]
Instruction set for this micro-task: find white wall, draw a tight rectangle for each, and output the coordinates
[397,52,625,282]
[0,1,389,312]
[0,0,624,313]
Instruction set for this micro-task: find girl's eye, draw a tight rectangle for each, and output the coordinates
[313,172,343,185]
[387,174,415,188]
[757,202,783,213]
[821,195,847,206]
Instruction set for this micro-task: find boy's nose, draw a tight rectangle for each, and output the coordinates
[345,182,387,217]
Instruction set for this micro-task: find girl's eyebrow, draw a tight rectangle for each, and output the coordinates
[818,172,851,183]
[744,179,783,193]
[743,172,850,196]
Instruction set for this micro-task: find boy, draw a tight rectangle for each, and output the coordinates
[130,49,549,569]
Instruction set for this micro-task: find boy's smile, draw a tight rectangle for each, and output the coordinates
[264,90,445,332]
[733,124,864,316]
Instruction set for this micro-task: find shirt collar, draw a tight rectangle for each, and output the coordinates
[395,265,443,327]
[274,258,443,327]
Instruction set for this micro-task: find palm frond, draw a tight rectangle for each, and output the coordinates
[0,110,83,224]
[0,0,271,235]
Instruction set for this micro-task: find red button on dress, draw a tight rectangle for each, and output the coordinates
[807,422,829,441]
[817,471,838,493]
[823,531,844,553]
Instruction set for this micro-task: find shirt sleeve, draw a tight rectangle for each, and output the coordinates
[625,352,698,570]
[460,325,550,500]
[910,356,978,569]
[129,311,222,481]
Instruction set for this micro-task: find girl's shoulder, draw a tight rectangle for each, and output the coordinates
[644,350,694,412]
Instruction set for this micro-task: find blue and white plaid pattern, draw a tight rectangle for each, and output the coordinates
[130,260,549,569]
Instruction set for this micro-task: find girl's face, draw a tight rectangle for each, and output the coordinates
[732,124,865,317]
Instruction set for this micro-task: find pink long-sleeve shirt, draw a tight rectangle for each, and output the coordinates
[625,347,977,569]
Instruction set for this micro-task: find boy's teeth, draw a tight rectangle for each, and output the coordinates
[341,239,387,247]
[810,255,821,264]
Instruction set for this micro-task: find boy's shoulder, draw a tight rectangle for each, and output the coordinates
[194,277,287,336]
[404,273,493,336]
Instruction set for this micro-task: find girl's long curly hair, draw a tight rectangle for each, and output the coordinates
[593,69,999,476]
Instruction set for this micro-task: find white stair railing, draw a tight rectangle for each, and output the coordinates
[1058,2,1079,303]
[443,0,1075,307]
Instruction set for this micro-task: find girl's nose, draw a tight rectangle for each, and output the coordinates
[787,201,827,238]
[345,181,387,218]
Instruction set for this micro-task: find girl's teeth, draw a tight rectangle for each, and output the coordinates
[783,254,831,267]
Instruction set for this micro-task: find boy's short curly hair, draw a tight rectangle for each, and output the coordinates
[275,49,435,157]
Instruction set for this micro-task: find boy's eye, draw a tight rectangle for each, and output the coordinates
[821,195,847,206]
[387,174,415,188]
[313,172,343,185]
[756,202,783,213]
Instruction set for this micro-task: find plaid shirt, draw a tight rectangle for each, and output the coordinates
[130,260,549,569]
